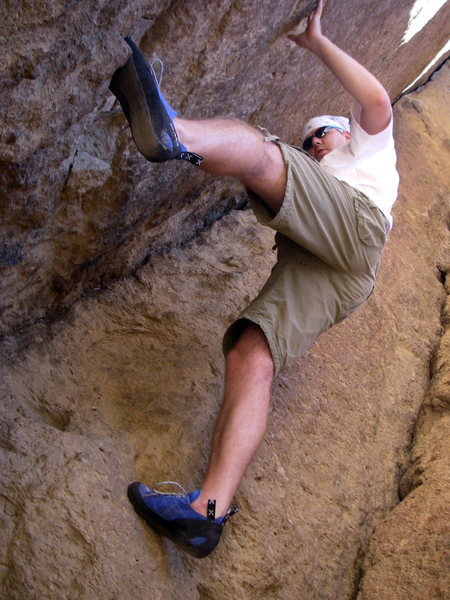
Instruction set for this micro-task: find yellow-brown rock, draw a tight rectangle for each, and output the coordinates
[1,0,449,335]
[0,2,449,599]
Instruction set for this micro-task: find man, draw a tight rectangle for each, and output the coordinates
[109,0,399,559]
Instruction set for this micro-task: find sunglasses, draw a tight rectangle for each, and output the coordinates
[302,125,345,151]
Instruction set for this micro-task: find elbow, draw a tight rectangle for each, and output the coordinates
[372,87,392,114]
[369,87,393,130]
[358,86,393,135]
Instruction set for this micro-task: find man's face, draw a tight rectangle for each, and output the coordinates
[304,126,350,162]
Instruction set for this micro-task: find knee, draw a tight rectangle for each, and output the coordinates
[241,142,286,211]
[226,326,274,382]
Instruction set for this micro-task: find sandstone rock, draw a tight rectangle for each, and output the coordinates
[1,62,449,599]
[1,0,450,336]
[1,2,450,599]
[356,63,450,600]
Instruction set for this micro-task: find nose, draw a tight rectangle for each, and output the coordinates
[312,135,321,147]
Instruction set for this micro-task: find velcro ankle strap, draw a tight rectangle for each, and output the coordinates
[177,151,204,166]
[207,499,216,521]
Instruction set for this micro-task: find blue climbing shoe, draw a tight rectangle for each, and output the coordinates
[127,481,238,558]
[109,37,203,165]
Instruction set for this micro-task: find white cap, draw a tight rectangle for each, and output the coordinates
[301,115,350,144]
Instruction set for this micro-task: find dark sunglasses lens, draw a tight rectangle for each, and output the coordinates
[302,126,328,150]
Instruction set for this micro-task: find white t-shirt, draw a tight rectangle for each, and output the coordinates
[319,105,399,227]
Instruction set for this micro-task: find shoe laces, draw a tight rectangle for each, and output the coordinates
[150,58,164,87]
[144,481,239,522]
[149,481,188,496]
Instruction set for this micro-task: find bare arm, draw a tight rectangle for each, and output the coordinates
[288,0,392,134]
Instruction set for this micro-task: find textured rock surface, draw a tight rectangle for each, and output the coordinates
[358,285,450,600]
[1,58,449,600]
[356,63,450,600]
[1,0,450,336]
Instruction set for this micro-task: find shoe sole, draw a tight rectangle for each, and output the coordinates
[109,39,180,162]
[127,482,223,558]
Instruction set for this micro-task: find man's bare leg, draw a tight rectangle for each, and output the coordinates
[174,121,283,518]
[191,324,274,517]
[175,117,287,214]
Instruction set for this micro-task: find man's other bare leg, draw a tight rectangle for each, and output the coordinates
[175,117,287,214]
[191,324,274,518]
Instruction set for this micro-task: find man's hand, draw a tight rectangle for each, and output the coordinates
[288,0,324,51]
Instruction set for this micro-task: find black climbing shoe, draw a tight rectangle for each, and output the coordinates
[127,481,238,558]
[109,37,203,166]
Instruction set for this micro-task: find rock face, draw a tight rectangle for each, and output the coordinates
[0,2,449,600]
[1,61,449,600]
[1,0,450,336]
[356,63,450,600]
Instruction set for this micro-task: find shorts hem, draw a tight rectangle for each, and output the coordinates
[222,314,283,378]
[247,142,296,231]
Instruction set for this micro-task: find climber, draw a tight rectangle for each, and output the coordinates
[109,0,399,559]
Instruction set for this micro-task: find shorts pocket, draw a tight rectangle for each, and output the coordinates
[353,195,387,250]
[338,270,377,322]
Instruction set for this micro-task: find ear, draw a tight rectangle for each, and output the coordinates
[344,131,350,142]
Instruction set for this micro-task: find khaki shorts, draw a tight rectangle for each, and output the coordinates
[222,140,388,376]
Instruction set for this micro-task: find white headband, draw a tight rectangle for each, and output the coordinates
[301,115,350,144]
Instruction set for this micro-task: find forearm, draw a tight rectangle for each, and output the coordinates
[307,35,389,113]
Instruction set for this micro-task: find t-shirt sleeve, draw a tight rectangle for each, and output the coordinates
[349,103,394,157]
